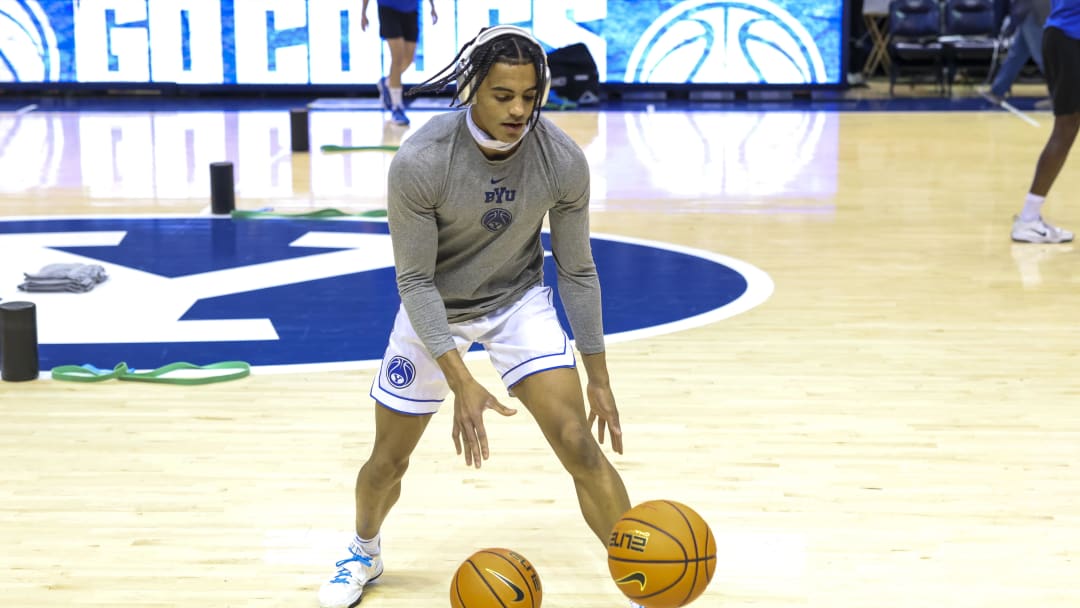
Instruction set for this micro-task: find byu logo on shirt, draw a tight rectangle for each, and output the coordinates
[482,208,513,232]
[485,186,517,204]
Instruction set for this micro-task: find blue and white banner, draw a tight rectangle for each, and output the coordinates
[2,0,846,86]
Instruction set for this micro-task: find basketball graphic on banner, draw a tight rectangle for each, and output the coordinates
[0,0,57,82]
[624,0,827,84]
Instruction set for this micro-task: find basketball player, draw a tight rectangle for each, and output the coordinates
[361,0,438,126]
[1012,0,1080,243]
[318,26,637,608]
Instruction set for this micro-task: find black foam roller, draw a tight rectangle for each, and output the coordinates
[1,301,40,382]
[290,108,310,152]
[210,161,235,215]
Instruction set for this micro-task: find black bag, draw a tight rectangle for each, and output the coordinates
[547,43,601,105]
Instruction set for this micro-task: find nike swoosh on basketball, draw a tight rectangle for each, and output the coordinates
[490,176,508,184]
[487,569,525,601]
[615,571,647,590]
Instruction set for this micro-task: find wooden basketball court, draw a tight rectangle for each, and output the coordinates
[1,99,1078,607]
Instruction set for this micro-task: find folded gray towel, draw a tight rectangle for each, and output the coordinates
[24,263,108,283]
[19,263,109,293]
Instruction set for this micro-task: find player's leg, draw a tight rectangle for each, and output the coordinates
[386,37,410,91]
[376,6,406,112]
[512,366,632,543]
[1014,26,1080,243]
[482,286,631,544]
[392,11,420,89]
[987,29,1031,101]
[385,11,419,125]
[1029,114,1080,197]
[319,406,432,608]
[355,405,433,539]
[320,306,451,608]
[1020,13,1046,72]
[385,37,410,125]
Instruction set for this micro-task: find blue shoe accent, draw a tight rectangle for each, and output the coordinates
[376,77,392,111]
[329,547,373,584]
[390,106,409,126]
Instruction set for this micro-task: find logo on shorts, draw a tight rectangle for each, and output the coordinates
[386,356,416,388]
[482,208,513,232]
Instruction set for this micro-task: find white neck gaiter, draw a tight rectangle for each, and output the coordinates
[465,106,531,153]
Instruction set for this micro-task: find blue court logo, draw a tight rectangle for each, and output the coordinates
[0,216,773,373]
[624,0,828,84]
[0,0,58,82]
[385,356,416,388]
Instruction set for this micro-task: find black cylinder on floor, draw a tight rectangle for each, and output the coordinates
[290,108,310,152]
[1,301,40,382]
[210,161,235,215]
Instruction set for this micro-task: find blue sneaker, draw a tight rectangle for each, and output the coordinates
[390,106,409,126]
[318,545,384,608]
[376,77,392,111]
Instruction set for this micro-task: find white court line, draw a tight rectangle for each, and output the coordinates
[1000,100,1040,128]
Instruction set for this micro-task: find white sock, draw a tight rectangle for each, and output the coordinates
[352,533,381,556]
[1020,193,1046,222]
[390,88,404,110]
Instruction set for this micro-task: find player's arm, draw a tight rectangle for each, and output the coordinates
[547,158,624,454]
[360,0,371,30]
[387,158,455,359]
[387,153,514,468]
[428,0,438,24]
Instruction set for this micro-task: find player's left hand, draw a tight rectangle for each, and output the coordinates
[430,9,438,25]
[586,383,624,454]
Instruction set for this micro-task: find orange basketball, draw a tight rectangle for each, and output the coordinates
[607,500,717,608]
[450,547,542,608]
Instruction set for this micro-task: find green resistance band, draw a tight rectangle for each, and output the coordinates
[320,144,400,153]
[51,361,251,385]
[230,208,387,219]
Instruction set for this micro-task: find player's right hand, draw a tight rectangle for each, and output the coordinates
[451,380,516,469]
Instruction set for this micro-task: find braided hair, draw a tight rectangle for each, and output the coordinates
[408,29,548,128]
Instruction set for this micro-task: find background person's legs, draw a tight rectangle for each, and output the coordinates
[1019,14,1046,71]
[989,30,1033,100]
[1028,114,1080,197]
[987,13,1047,102]
[385,38,414,124]
[385,38,413,103]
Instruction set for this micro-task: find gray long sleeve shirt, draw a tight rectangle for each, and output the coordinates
[386,109,604,359]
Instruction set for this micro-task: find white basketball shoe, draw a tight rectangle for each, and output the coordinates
[1011,216,1074,244]
[318,544,384,608]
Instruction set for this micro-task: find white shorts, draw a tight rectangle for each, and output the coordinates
[369,285,577,415]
